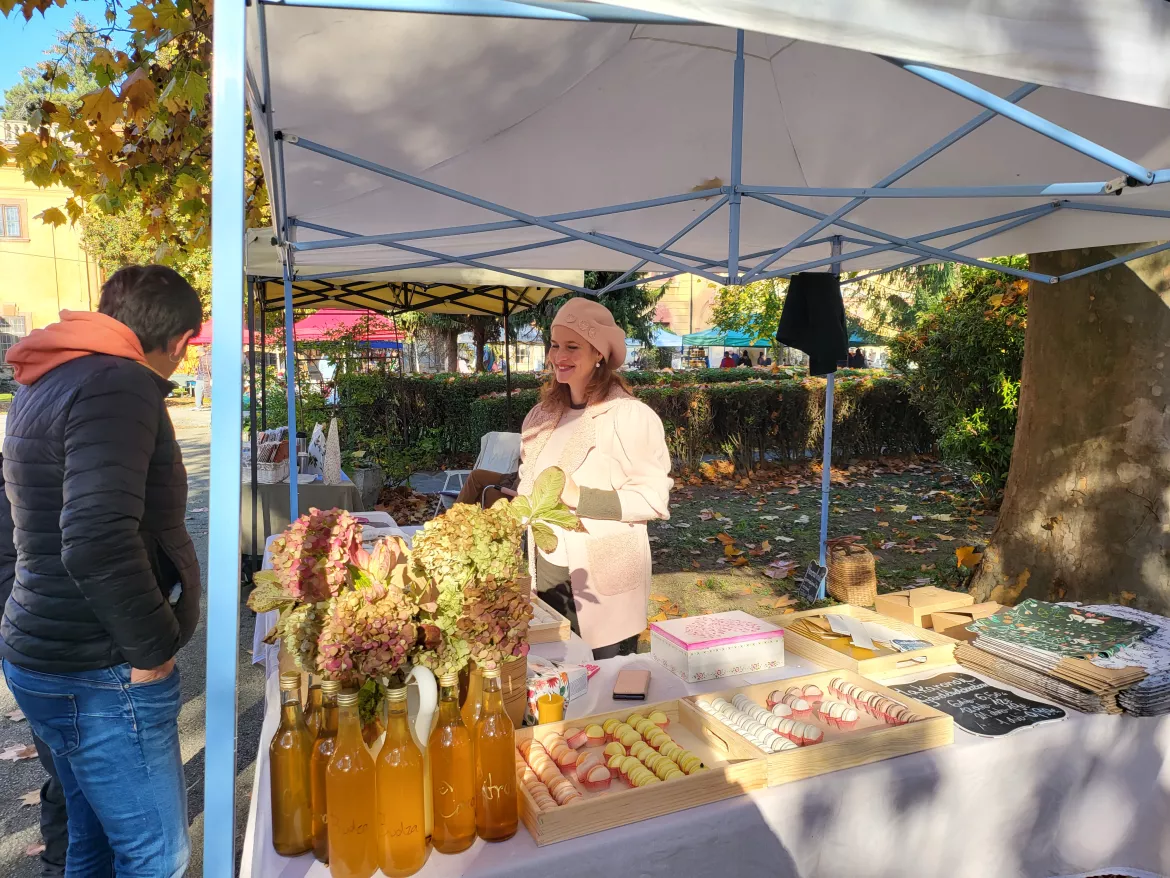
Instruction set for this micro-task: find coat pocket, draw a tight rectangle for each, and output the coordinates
[585,527,649,596]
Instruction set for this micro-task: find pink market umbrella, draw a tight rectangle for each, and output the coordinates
[291,308,403,343]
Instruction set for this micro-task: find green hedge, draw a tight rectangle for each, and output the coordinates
[284,368,932,472]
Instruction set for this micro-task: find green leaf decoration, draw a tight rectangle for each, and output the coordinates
[538,507,583,532]
[531,521,559,554]
[508,495,533,524]
[530,467,566,515]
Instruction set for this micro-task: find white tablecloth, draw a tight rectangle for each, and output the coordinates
[241,528,1170,878]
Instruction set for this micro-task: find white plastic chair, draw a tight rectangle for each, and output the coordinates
[433,431,522,515]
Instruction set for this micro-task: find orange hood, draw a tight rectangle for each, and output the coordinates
[7,311,149,385]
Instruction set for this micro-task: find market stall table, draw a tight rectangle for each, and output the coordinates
[240,648,1170,878]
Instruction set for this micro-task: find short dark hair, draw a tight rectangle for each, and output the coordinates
[98,265,203,352]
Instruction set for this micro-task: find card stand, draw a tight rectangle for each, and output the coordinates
[680,669,953,788]
[515,698,767,845]
[766,605,958,679]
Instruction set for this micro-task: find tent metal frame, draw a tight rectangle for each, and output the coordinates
[206,2,1170,872]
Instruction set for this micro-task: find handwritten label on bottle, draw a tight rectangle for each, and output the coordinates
[437,782,473,820]
[480,772,513,802]
[383,821,420,838]
[340,818,370,836]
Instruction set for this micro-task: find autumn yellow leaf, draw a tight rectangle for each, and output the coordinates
[987,293,1004,308]
[128,3,161,39]
[891,504,908,513]
[714,532,736,545]
[955,546,983,568]
[648,611,668,623]
[731,557,750,567]
[37,207,67,227]
[723,544,744,557]
[649,593,669,603]
[79,87,121,124]
[877,521,889,527]
[935,533,955,541]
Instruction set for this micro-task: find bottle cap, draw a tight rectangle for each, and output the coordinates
[320,679,342,694]
[337,690,360,706]
[438,672,459,687]
[279,672,301,691]
[481,665,502,680]
[386,686,408,702]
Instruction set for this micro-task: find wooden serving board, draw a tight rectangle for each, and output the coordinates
[680,668,953,787]
[529,596,572,644]
[515,699,767,845]
[766,605,957,679]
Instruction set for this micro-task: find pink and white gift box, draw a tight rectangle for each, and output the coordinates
[650,610,785,683]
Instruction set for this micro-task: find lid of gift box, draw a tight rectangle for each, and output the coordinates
[650,610,784,651]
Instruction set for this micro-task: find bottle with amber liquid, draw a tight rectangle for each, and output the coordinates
[304,675,325,739]
[270,671,314,856]
[326,689,377,878]
[429,672,475,854]
[309,679,341,863]
[474,666,517,842]
[376,686,428,876]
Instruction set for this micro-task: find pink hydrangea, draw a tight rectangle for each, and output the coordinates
[268,507,362,603]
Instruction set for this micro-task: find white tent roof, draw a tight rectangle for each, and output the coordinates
[246,1,1170,280]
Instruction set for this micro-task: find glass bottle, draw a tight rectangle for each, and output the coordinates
[270,671,314,857]
[304,675,325,739]
[474,666,518,842]
[429,672,476,854]
[326,689,377,878]
[376,686,429,877]
[310,679,341,863]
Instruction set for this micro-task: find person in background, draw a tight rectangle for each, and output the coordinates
[756,350,772,367]
[1,265,203,876]
[517,298,672,660]
[852,348,867,368]
[735,349,749,366]
[719,351,736,369]
[193,345,211,410]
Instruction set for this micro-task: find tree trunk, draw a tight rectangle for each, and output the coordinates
[473,322,486,373]
[969,244,1170,613]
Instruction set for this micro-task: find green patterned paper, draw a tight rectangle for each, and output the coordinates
[969,599,1156,658]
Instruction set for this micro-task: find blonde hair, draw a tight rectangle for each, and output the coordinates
[539,348,631,412]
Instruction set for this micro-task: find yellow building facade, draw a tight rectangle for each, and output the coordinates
[0,159,103,360]
[646,273,722,336]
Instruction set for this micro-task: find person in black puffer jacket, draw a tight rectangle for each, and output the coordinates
[1,265,202,878]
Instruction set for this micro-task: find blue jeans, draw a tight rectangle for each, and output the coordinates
[2,660,189,878]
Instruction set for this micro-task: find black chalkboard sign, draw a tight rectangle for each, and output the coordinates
[890,672,1066,737]
[797,562,826,603]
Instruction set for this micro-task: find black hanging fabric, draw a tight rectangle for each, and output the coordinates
[775,272,848,376]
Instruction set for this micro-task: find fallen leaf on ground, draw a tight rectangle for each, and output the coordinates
[877,521,889,527]
[775,535,794,543]
[758,515,778,521]
[1120,590,1137,607]
[758,595,796,610]
[930,513,955,522]
[911,515,925,522]
[934,533,955,541]
[731,556,750,567]
[715,532,736,545]
[794,514,810,525]
[955,546,983,568]
[723,544,744,558]
[891,504,908,513]
[649,593,670,603]
[20,789,39,807]
[648,611,668,623]
[0,744,37,762]
[5,709,25,722]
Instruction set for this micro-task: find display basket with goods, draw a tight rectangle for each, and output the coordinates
[769,605,957,679]
[513,668,951,845]
[826,543,878,606]
[529,596,572,644]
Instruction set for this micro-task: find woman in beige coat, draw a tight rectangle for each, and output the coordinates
[516,298,673,659]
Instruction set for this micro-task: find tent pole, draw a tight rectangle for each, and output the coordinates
[248,279,259,565]
[260,288,268,430]
[284,268,300,516]
[817,236,843,600]
[202,0,245,870]
[726,29,745,283]
[504,289,512,429]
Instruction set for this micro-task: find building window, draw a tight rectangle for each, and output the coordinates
[0,201,27,240]
[0,316,28,363]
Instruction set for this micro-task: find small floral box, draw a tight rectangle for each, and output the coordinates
[650,611,785,683]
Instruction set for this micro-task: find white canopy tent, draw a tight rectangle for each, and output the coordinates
[206,2,1170,873]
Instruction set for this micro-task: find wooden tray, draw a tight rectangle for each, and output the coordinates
[515,698,767,845]
[766,605,957,679]
[679,668,953,787]
[529,596,572,644]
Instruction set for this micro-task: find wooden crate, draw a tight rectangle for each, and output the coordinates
[679,668,953,787]
[529,596,572,644]
[515,698,767,845]
[766,605,957,679]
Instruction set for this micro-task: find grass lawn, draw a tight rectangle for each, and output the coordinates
[641,456,994,634]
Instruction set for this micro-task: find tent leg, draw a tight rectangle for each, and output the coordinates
[816,236,843,600]
[260,295,267,430]
[284,269,300,516]
[726,29,745,283]
[202,0,245,871]
[503,289,513,430]
[249,280,259,564]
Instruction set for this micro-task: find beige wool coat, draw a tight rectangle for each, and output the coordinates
[517,388,673,648]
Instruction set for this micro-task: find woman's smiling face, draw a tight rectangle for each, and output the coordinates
[549,324,600,396]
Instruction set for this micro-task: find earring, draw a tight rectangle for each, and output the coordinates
[168,352,183,363]
[595,360,602,369]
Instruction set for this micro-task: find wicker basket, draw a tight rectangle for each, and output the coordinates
[243,460,289,485]
[827,545,878,606]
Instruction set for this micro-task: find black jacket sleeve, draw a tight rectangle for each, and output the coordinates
[59,366,181,668]
[0,455,16,610]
